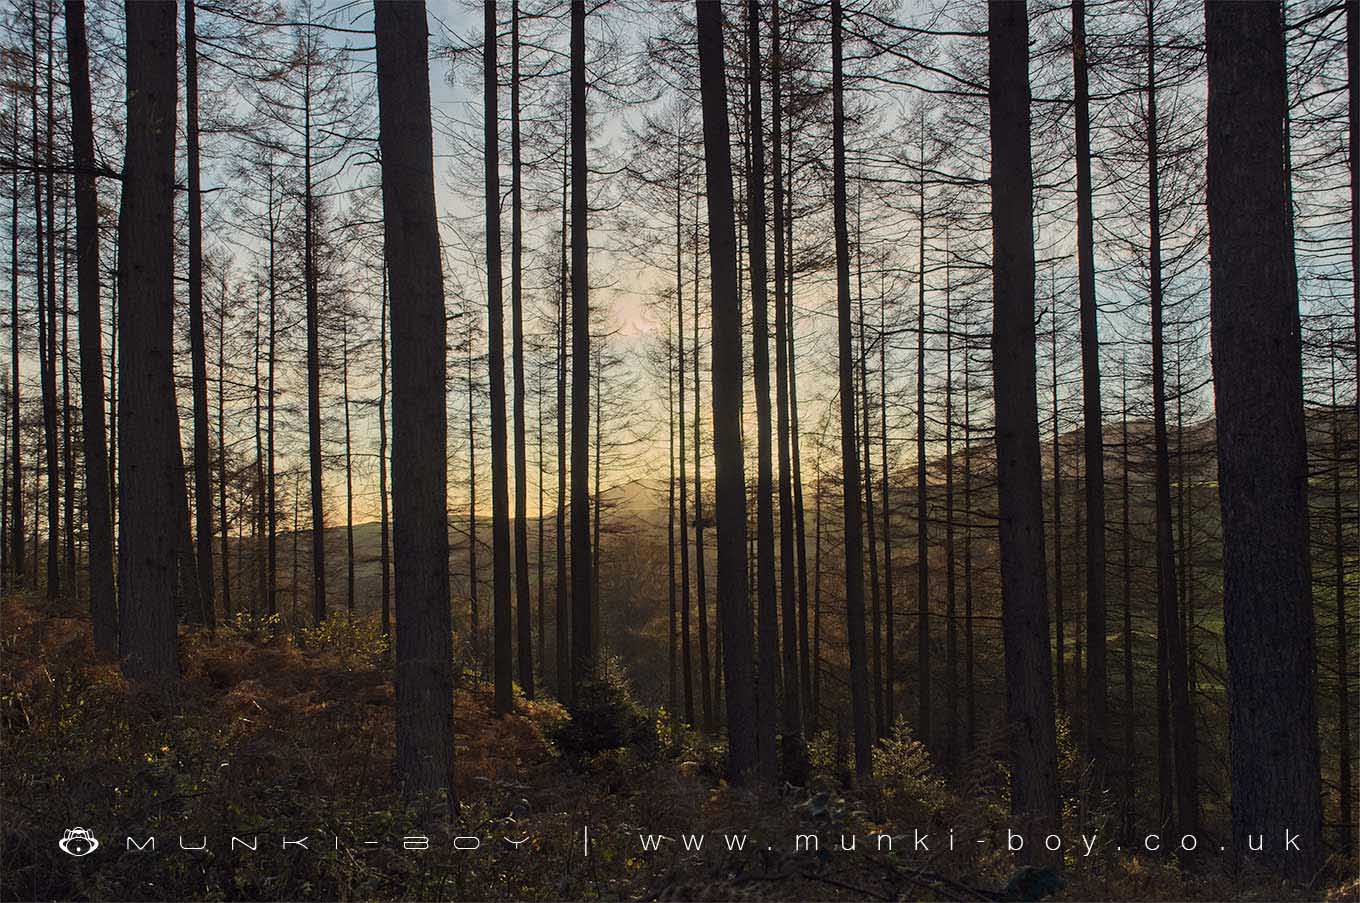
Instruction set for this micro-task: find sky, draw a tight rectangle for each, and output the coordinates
[5,0,1354,533]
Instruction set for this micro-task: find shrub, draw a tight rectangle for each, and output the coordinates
[550,660,656,767]
[872,718,952,822]
[225,608,284,641]
[294,614,390,668]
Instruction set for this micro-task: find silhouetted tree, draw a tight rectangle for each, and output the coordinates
[745,0,779,782]
[1205,0,1321,882]
[7,77,20,588]
[64,0,114,652]
[117,0,181,682]
[374,0,456,807]
[185,0,214,624]
[568,0,592,701]
[696,0,755,784]
[510,0,533,701]
[485,0,513,717]
[1071,0,1107,782]
[988,0,1060,859]
[769,0,804,769]
[831,0,870,780]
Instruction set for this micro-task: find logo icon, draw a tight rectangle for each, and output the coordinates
[58,828,99,857]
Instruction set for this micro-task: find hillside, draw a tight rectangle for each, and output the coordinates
[3,591,1354,902]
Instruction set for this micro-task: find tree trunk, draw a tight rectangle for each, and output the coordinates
[568,0,593,699]
[987,0,1060,858]
[117,0,181,682]
[1331,363,1353,856]
[1074,424,1083,698]
[555,138,569,696]
[185,0,214,623]
[591,354,601,653]
[374,0,456,807]
[694,211,714,732]
[1175,352,1191,700]
[8,86,21,589]
[1071,0,1107,782]
[484,0,514,716]
[745,0,780,782]
[266,171,278,617]
[831,0,871,780]
[1050,307,1065,714]
[40,1,58,601]
[537,355,545,671]
[510,0,534,700]
[30,0,57,600]
[1205,1,1322,882]
[60,198,74,589]
[1344,0,1358,851]
[234,504,243,616]
[469,326,479,653]
[677,153,695,727]
[217,292,230,618]
[1120,367,1134,843]
[171,404,203,627]
[31,458,39,579]
[943,252,957,768]
[856,213,884,742]
[108,268,116,529]
[1350,0,1359,391]
[304,62,326,626]
[915,164,930,748]
[769,0,805,766]
[880,274,895,745]
[1145,6,1197,837]
[811,470,823,729]
[342,320,355,617]
[65,0,114,650]
[253,288,265,616]
[291,481,299,617]
[379,263,391,636]
[667,323,677,712]
[696,0,756,784]
[2,400,7,589]
[963,317,975,749]
[786,117,811,723]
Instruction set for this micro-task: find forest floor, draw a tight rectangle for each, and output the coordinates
[1,591,1355,902]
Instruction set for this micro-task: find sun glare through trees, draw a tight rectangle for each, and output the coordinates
[0,1,1356,901]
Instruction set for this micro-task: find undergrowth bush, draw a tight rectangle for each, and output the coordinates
[871,718,952,821]
[0,594,566,901]
[225,609,283,641]
[4,593,1352,902]
[549,658,656,768]
[294,613,390,667]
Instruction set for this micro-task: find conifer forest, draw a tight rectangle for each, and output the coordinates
[0,1,1357,900]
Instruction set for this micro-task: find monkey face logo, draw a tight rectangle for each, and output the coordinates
[58,828,99,857]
